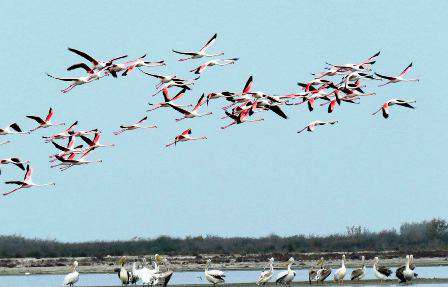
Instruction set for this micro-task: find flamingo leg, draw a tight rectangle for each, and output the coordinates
[3,186,23,196]
[221,122,236,130]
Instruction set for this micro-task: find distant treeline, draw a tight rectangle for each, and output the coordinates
[1,218,448,259]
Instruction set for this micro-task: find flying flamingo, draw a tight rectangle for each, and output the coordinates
[172,33,224,61]
[297,120,338,134]
[121,54,166,76]
[326,51,381,71]
[138,69,184,88]
[27,108,65,133]
[79,132,115,152]
[0,141,10,146]
[0,123,26,135]
[165,128,207,147]
[372,99,416,119]
[49,136,84,162]
[221,102,264,130]
[151,80,195,97]
[113,116,157,135]
[375,63,419,87]
[67,47,128,70]
[46,68,107,93]
[167,94,212,122]
[51,151,102,171]
[0,157,29,175]
[3,165,55,196]
[42,121,78,142]
[190,58,239,74]
[147,88,191,112]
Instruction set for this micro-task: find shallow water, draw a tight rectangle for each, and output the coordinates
[0,266,447,287]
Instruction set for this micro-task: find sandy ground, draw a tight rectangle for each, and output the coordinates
[0,254,447,275]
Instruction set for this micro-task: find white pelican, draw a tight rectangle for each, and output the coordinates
[308,258,324,284]
[114,257,130,286]
[350,256,366,281]
[315,259,331,283]
[256,257,274,285]
[403,255,415,283]
[333,254,346,284]
[205,259,225,285]
[275,257,295,286]
[63,261,79,287]
[373,256,392,282]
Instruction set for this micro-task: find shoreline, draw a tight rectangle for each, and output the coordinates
[1,255,448,276]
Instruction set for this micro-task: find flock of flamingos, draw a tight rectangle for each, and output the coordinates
[61,253,418,286]
[0,33,419,197]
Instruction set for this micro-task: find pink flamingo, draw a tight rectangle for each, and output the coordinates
[172,33,224,61]
[375,63,419,87]
[297,120,339,134]
[165,128,207,147]
[27,108,65,133]
[372,99,416,119]
[113,116,157,135]
[167,94,212,122]
[3,165,55,196]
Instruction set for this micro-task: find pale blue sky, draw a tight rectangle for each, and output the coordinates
[0,1,446,242]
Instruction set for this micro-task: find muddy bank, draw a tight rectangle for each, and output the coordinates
[1,251,448,275]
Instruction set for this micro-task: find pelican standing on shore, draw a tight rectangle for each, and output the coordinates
[275,257,295,286]
[350,256,366,281]
[256,257,274,285]
[114,256,130,286]
[63,261,79,287]
[315,258,332,283]
[205,259,225,286]
[403,255,415,283]
[333,254,346,284]
[308,258,323,284]
[373,256,392,282]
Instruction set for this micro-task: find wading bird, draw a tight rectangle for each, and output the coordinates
[256,257,274,286]
[27,108,65,133]
[0,123,26,135]
[46,69,107,93]
[42,121,78,142]
[173,33,224,61]
[204,259,225,286]
[113,116,157,135]
[165,128,207,147]
[333,254,346,284]
[190,58,239,74]
[275,257,295,286]
[297,120,338,134]
[63,261,79,287]
[350,256,366,281]
[373,257,392,283]
[375,63,419,87]
[3,165,55,196]
[167,94,212,121]
[67,47,127,70]
[0,157,29,175]
[372,99,416,119]
[147,88,191,112]
[79,132,115,152]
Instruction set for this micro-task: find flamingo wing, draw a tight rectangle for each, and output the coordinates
[26,116,46,125]
[67,47,99,65]
[199,33,218,52]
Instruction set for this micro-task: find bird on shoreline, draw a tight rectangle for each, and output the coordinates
[350,255,366,281]
[205,259,225,286]
[63,261,79,287]
[333,254,347,284]
[373,256,392,282]
[275,257,295,286]
[256,257,274,286]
